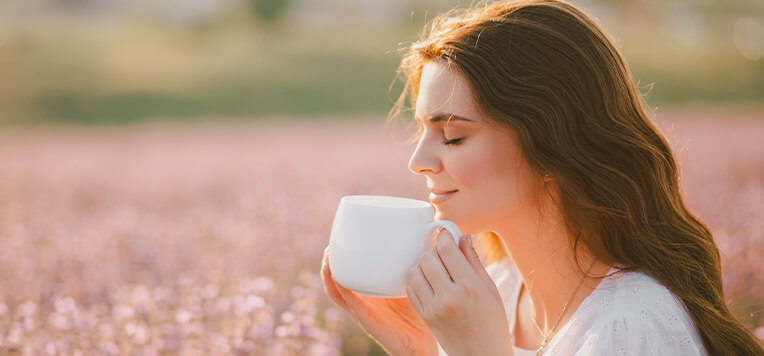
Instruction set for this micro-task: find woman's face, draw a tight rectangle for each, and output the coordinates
[408,60,545,235]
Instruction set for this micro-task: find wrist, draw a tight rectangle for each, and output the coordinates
[403,337,439,356]
[377,337,438,356]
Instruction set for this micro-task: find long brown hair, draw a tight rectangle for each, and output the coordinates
[387,0,764,354]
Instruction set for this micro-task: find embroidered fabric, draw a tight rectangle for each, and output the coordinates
[436,256,708,355]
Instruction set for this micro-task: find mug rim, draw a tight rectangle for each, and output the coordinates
[341,195,431,209]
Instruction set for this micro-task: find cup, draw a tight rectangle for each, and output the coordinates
[328,195,462,298]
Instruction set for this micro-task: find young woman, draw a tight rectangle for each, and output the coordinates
[321,0,764,354]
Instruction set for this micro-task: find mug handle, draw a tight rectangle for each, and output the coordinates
[424,220,463,246]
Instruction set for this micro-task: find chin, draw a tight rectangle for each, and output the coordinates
[433,208,449,221]
[438,215,487,237]
[433,211,468,234]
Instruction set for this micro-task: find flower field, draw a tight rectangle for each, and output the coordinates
[0,108,762,354]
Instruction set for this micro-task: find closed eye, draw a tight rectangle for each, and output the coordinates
[413,122,463,146]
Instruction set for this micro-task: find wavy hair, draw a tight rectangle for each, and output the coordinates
[386,0,763,354]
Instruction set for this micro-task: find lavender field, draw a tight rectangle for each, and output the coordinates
[0,108,762,354]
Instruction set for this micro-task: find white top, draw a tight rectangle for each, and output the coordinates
[437,256,708,355]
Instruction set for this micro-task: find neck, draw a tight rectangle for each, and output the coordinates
[493,199,611,335]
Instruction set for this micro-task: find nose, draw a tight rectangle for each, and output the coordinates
[408,138,442,175]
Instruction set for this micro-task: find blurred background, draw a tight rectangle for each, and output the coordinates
[0,0,762,354]
[0,0,762,124]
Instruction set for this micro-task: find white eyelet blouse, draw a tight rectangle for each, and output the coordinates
[436,256,708,355]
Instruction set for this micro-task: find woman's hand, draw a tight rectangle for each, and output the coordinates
[406,230,514,356]
[320,246,439,356]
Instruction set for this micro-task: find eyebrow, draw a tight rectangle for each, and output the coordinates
[415,113,475,125]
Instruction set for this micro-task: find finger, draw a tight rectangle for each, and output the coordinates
[326,263,375,309]
[407,263,434,298]
[458,234,482,268]
[419,247,454,293]
[331,278,371,322]
[322,247,367,313]
[320,248,348,308]
[321,249,380,326]
[434,229,474,283]
[459,235,493,283]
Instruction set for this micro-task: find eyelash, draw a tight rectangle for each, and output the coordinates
[415,124,463,146]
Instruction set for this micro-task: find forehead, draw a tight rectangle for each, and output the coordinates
[415,61,480,126]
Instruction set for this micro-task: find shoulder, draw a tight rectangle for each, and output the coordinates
[484,256,521,303]
[565,269,708,355]
[595,269,685,317]
[485,256,519,288]
[484,255,513,278]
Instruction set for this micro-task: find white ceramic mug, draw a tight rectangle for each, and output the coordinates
[328,195,462,298]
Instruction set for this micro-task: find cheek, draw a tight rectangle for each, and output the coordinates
[451,144,535,211]
[450,156,484,187]
[449,144,513,190]
[448,141,494,185]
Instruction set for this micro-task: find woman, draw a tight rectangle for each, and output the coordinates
[321,0,764,354]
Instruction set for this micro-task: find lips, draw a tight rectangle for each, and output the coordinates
[428,188,457,194]
[429,189,458,204]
